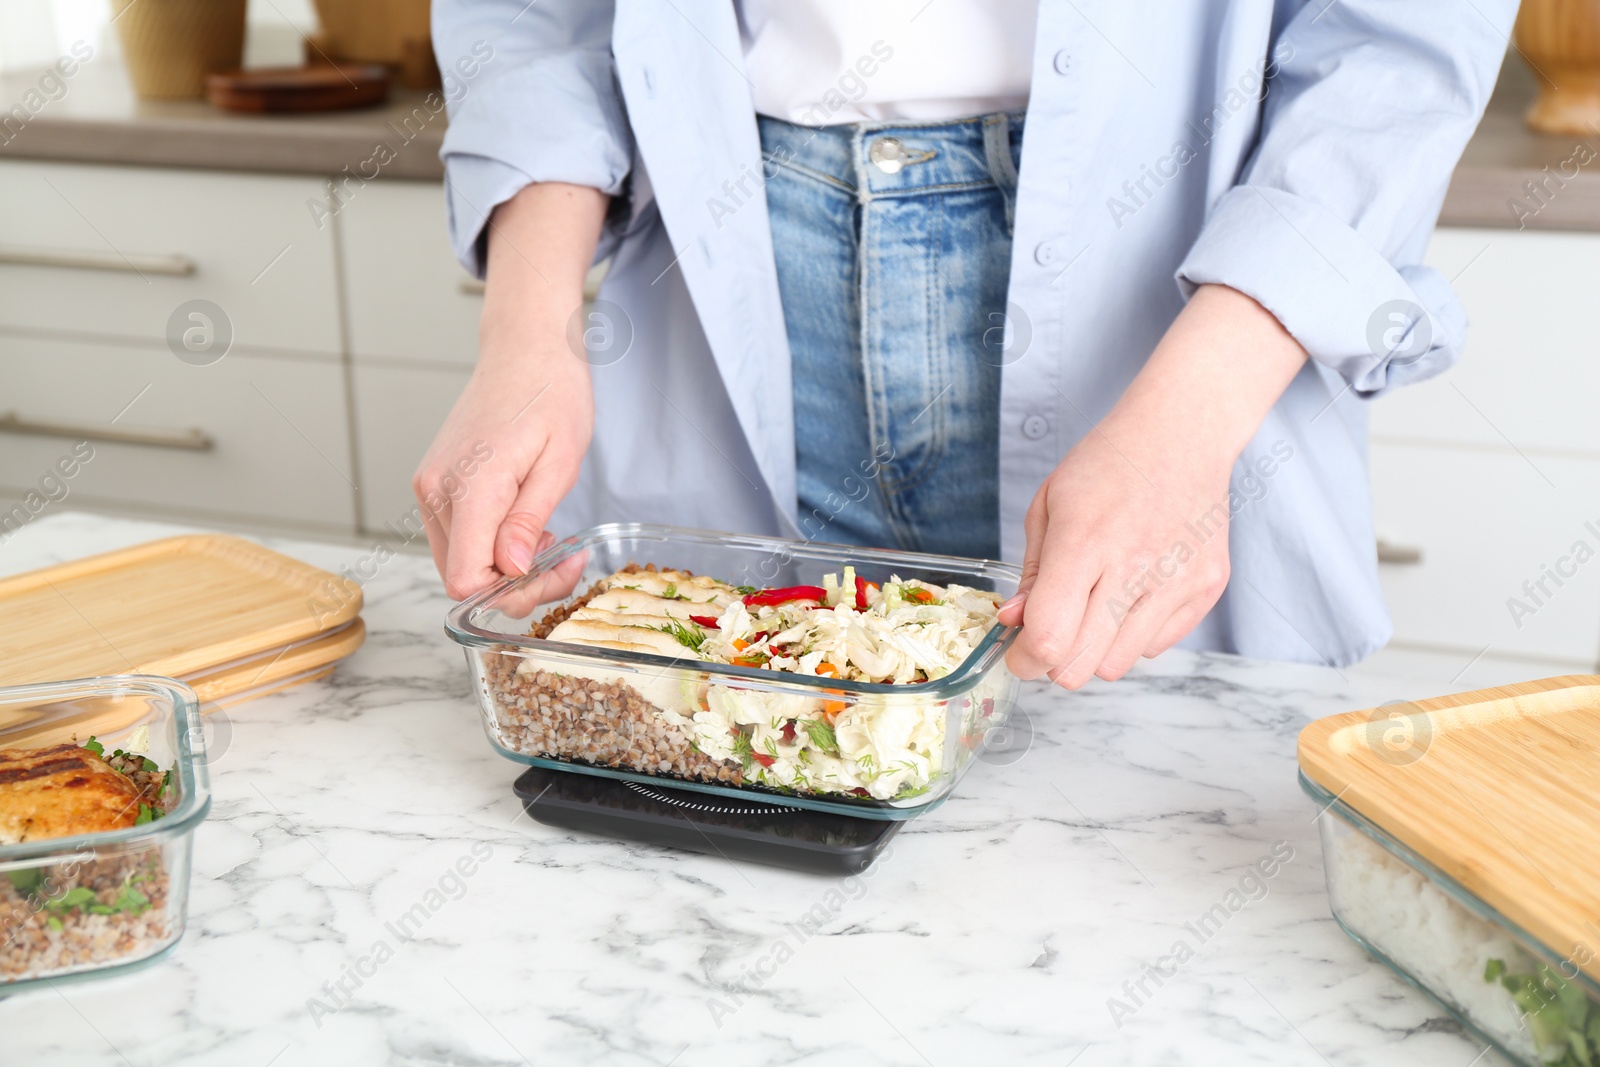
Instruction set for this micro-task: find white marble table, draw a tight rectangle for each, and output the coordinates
[0,512,1521,1066]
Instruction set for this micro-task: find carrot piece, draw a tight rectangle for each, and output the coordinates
[822,686,849,719]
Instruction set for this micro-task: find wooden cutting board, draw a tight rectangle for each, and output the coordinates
[1299,675,1600,979]
[0,535,362,688]
[205,64,390,113]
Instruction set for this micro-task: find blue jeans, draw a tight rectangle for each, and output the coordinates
[760,112,1023,561]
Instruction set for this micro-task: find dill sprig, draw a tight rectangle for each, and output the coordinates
[802,719,840,757]
[656,618,708,651]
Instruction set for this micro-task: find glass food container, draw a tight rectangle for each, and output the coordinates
[446,523,1022,820]
[1299,676,1600,1067]
[1303,773,1600,1067]
[0,676,211,994]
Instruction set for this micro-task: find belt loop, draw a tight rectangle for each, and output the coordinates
[850,124,873,207]
[983,113,1020,234]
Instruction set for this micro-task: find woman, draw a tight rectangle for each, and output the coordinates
[416,1,1514,687]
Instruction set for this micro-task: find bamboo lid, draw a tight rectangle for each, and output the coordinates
[182,618,365,705]
[0,535,362,688]
[1299,675,1600,979]
[0,619,366,749]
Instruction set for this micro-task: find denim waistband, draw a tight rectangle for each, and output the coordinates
[757,112,1025,204]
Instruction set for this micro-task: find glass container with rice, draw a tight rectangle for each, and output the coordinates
[1299,678,1600,1067]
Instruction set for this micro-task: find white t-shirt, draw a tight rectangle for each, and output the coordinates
[737,0,1038,126]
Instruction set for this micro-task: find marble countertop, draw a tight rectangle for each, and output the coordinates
[1,52,1597,231]
[0,512,1527,1066]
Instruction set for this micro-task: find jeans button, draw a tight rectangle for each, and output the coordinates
[869,137,907,174]
[1033,241,1056,265]
[1022,415,1049,440]
[1053,49,1072,75]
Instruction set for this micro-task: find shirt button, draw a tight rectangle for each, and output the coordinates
[1053,50,1072,75]
[1033,241,1056,265]
[1022,415,1049,440]
[869,137,907,174]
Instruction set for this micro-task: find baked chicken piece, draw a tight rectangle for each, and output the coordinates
[0,743,145,844]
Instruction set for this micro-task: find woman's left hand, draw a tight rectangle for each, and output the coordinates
[997,284,1308,688]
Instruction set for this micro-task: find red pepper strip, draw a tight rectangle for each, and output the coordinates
[751,752,776,768]
[742,585,827,607]
[688,615,720,629]
[854,574,869,611]
[780,721,797,745]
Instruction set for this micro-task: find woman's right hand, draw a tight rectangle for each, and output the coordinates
[413,350,592,602]
[413,182,609,603]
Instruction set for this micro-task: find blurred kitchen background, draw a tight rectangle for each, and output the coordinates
[0,2,1597,681]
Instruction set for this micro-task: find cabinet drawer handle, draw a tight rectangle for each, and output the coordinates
[0,412,214,451]
[1376,539,1424,565]
[0,245,196,276]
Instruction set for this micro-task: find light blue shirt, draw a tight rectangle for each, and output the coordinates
[432,0,1515,667]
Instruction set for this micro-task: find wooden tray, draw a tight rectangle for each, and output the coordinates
[1299,676,1600,979]
[0,535,362,688]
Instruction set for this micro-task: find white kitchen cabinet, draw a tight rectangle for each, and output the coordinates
[1370,442,1600,663]
[1370,227,1600,666]
[337,181,484,367]
[0,335,357,532]
[0,160,473,541]
[0,160,342,356]
[349,362,471,534]
[1370,229,1600,454]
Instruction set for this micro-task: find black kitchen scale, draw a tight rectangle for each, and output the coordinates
[512,766,903,875]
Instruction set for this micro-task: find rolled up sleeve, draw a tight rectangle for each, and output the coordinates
[1176,1,1517,397]
[434,0,633,277]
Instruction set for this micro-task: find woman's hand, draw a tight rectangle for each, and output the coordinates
[997,284,1308,688]
[413,350,592,604]
[414,182,608,602]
